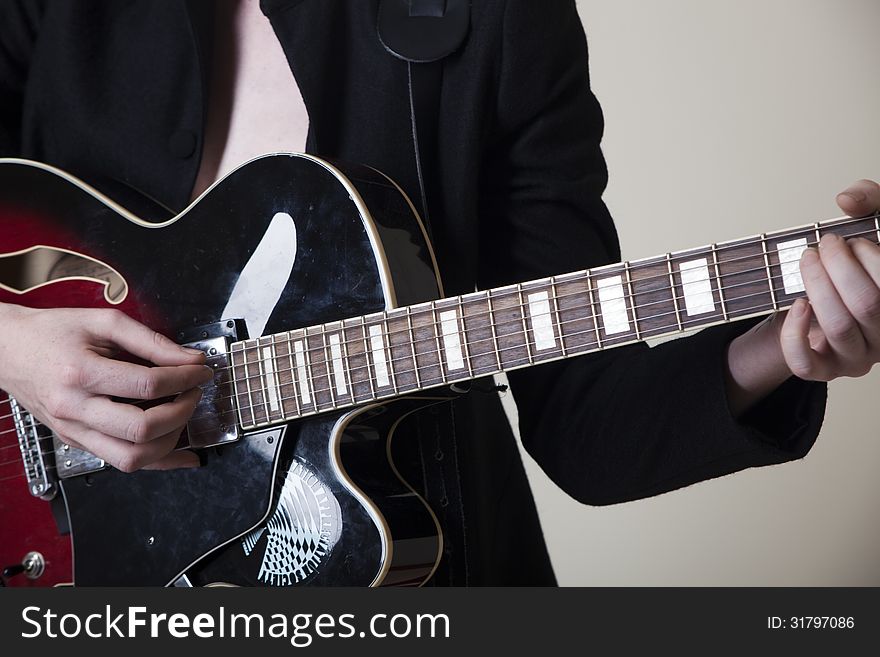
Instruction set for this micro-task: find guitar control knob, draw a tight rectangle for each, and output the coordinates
[2,551,45,581]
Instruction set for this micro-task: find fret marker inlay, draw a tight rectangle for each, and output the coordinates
[368,325,391,387]
[293,340,312,405]
[527,291,557,351]
[679,258,716,316]
[777,238,809,294]
[328,333,347,396]
[596,276,630,335]
[439,310,465,371]
[260,346,281,412]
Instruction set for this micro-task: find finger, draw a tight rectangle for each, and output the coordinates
[54,423,183,473]
[79,387,202,444]
[818,235,880,343]
[142,449,201,471]
[850,238,880,289]
[800,245,867,359]
[91,310,206,366]
[779,299,830,380]
[836,179,880,218]
[77,352,213,399]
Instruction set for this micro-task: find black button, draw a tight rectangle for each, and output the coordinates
[168,130,197,159]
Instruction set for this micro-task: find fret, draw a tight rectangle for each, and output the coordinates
[670,248,725,330]
[665,254,684,332]
[305,327,333,411]
[280,332,301,417]
[409,303,444,387]
[549,277,567,357]
[434,299,468,380]
[429,301,450,383]
[516,284,534,364]
[243,340,268,427]
[489,287,531,368]
[362,316,380,398]
[260,335,284,422]
[342,318,373,403]
[716,237,775,319]
[554,271,599,354]
[875,213,880,245]
[461,291,500,376]
[710,244,728,321]
[521,279,564,363]
[405,307,422,389]
[592,266,639,345]
[229,342,254,429]
[291,333,316,414]
[760,234,779,310]
[320,329,338,409]
[622,262,640,340]
[387,308,418,393]
[327,326,354,403]
[456,297,475,378]
[486,292,503,367]
[586,273,604,348]
[814,222,821,248]
[629,255,678,338]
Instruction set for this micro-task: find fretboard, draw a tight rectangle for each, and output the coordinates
[229,213,880,430]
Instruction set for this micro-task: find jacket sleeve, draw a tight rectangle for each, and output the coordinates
[0,0,44,156]
[478,0,827,505]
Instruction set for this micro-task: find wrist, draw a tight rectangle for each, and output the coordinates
[724,314,793,417]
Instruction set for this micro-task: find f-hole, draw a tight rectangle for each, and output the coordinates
[0,245,128,304]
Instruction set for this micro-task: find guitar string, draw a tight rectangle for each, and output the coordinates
[0,224,872,442]
[0,220,875,425]
[0,286,807,468]
[0,219,877,453]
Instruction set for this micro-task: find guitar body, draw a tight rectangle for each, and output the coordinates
[0,154,445,586]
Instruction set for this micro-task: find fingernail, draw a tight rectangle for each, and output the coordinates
[180,346,204,355]
[791,298,808,317]
[839,190,867,204]
[800,247,818,262]
[819,233,841,248]
[180,451,201,468]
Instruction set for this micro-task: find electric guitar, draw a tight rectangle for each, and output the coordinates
[1,154,877,586]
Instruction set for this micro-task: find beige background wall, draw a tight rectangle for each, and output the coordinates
[506,0,880,585]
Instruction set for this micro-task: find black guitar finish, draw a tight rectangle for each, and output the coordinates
[0,154,445,586]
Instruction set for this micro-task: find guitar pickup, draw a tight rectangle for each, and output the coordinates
[179,319,246,450]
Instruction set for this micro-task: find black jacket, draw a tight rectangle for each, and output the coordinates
[0,0,827,585]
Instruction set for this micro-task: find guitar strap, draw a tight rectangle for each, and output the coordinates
[377,0,470,237]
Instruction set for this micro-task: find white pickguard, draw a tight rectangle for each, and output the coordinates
[221,212,297,337]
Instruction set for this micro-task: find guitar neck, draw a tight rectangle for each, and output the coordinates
[228,212,880,430]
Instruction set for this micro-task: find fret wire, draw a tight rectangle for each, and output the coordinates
[710,243,728,321]
[242,342,258,427]
[255,341,272,421]
[405,306,422,389]
[285,331,302,417]
[456,297,475,378]
[429,301,447,382]
[303,330,317,409]
[230,346,249,429]
[760,234,779,310]
[586,274,604,348]
[814,222,821,247]
[269,334,283,419]
[320,326,338,410]
[516,284,535,364]
[360,316,378,400]
[875,213,880,245]
[665,253,684,332]
[340,325,355,400]
[623,261,640,340]
[550,276,567,357]
[383,314,399,395]
[486,291,502,370]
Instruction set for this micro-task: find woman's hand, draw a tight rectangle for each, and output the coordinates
[0,304,213,471]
